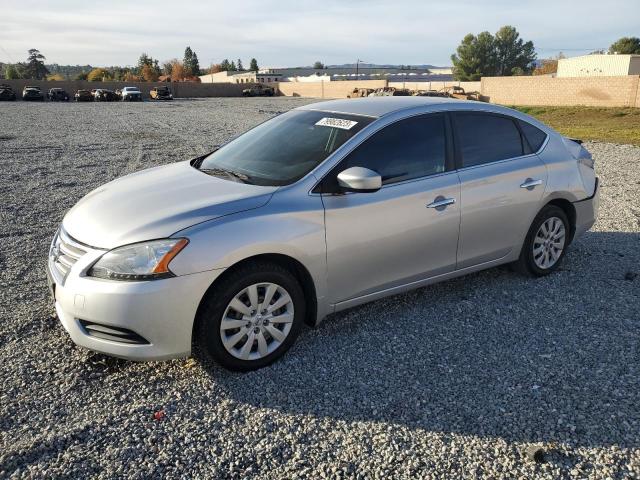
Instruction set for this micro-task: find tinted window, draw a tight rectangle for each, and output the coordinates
[199,110,373,186]
[339,114,446,185]
[456,113,523,167]
[518,119,547,152]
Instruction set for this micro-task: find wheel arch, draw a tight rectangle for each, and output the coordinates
[544,198,577,243]
[193,253,318,337]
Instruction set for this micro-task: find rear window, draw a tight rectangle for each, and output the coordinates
[455,113,523,167]
[518,120,548,152]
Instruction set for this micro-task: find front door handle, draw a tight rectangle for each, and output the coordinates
[427,197,456,209]
[520,178,543,190]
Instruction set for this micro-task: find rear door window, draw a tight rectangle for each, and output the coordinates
[455,113,524,167]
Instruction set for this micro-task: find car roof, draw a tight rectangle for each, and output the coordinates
[295,96,554,133]
[297,96,461,118]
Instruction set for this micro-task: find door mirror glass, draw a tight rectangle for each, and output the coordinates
[336,167,382,192]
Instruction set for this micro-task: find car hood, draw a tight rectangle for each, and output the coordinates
[63,161,277,249]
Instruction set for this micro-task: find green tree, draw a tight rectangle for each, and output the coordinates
[451,26,535,80]
[4,64,22,79]
[609,36,640,54]
[451,31,497,80]
[229,61,237,71]
[23,49,49,79]
[220,59,231,71]
[313,61,324,69]
[494,26,536,76]
[249,58,259,71]
[237,58,244,71]
[183,46,200,76]
[75,71,88,80]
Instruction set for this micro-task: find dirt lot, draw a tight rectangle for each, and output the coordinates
[0,98,639,479]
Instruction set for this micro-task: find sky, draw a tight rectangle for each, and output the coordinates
[0,0,637,68]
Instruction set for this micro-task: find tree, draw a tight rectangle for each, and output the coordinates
[170,60,186,81]
[75,71,88,80]
[230,61,237,71]
[237,58,244,71]
[23,49,49,79]
[162,61,173,76]
[249,58,259,71]
[87,68,110,81]
[46,73,65,81]
[313,61,324,69]
[533,59,558,76]
[494,26,536,76]
[609,36,640,54]
[220,59,231,71]
[451,26,536,80]
[183,46,200,76]
[4,64,22,79]
[141,64,159,82]
[209,64,223,74]
[451,31,497,80]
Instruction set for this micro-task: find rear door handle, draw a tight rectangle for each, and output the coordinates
[520,178,543,190]
[426,197,456,209]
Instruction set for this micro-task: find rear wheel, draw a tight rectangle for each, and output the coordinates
[514,205,570,276]
[195,262,305,371]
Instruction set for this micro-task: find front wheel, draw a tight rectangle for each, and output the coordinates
[514,205,570,276]
[195,262,305,371]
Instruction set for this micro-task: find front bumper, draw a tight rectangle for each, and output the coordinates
[573,177,600,239]
[47,234,222,360]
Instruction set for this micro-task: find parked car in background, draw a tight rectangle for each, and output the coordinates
[47,88,70,102]
[150,86,173,100]
[0,84,17,101]
[48,97,598,371]
[121,86,142,101]
[94,89,119,102]
[242,84,274,97]
[22,86,45,101]
[74,90,93,102]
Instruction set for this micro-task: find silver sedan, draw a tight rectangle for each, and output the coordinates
[48,97,599,370]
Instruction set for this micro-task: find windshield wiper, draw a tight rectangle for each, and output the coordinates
[200,167,251,184]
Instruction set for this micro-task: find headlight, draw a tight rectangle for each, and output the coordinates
[88,238,188,281]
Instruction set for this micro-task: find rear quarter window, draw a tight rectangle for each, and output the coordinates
[518,120,548,152]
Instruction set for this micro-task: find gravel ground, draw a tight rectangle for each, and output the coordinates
[0,98,639,479]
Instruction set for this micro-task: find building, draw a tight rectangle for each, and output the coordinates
[199,69,281,84]
[557,54,640,77]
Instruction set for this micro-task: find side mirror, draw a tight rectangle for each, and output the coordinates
[336,167,382,193]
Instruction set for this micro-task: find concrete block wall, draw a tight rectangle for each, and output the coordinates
[480,75,640,107]
[276,80,388,99]
[388,81,481,92]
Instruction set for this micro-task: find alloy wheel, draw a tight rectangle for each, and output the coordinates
[220,283,294,361]
[533,216,566,269]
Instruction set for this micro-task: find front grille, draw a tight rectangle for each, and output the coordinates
[49,228,87,284]
[79,320,150,345]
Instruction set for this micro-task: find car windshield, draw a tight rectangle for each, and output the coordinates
[198,110,374,186]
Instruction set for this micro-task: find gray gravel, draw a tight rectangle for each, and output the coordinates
[1,98,639,479]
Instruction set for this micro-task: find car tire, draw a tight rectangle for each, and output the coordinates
[195,261,306,371]
[514,205,570,277]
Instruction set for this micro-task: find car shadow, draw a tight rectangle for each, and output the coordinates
[205,230,640,448]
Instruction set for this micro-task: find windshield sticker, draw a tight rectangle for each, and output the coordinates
[315,117,358,130]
